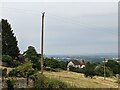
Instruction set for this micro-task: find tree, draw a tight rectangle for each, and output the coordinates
[44,58,59,68]
[105,60,120,74]
[94,65,113,77]
[58,61,67,70]
[84,62,96,78]
[23,46,38,60]
[23,46,40,70]
[1,19,20,59]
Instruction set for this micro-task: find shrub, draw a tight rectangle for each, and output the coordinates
[2,55,12,62]
[6,79,15,89]
[34,75,46,89]
[11,60,21,67]
[69,66,84,73]
[94,65,113,77]
[8,69,18,77]
[84,62,96,78]
[31,72,68,89]
[2,55,12,66]
[45,67,60,72]
[2,68,7,78]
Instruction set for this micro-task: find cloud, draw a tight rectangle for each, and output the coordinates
[1,2,118,55]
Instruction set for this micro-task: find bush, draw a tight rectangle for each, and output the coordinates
[94,65,113,77]
[8,62,35,78]
[6,79,15,89]
[2,68,7,78]
[45,67,60,72]
[34,75,46,89]
[69,66,84,73]
[83,62,96,78]
[11,60,21,67]
[31,72,68,89]
[2,55,12,62]
[8,69,18,77]
[2,55,12,66]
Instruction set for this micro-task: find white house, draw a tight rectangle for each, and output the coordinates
[67,60,85,71]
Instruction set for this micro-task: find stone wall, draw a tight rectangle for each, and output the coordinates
[1,78,34,88]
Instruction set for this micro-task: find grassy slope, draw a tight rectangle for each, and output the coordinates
[1,66,118,88]
[44,70,118,88]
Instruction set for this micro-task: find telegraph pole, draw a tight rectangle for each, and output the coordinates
[104,58,106,80]
[41,12,45,74]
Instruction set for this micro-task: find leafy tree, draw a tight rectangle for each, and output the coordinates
[94,65,113,77]
[84,62,96,78]
[23,46,38,60]
[44,58,59,68]
[23,46,40,70]
[105,60,120,74]
[9,62,36,86]
[58,61,67,70]
[44,58,67,70]
[1,19,20,59]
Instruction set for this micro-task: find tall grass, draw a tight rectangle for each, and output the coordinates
[30,72,68,89]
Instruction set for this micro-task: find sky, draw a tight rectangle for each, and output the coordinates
[0,1,118,55]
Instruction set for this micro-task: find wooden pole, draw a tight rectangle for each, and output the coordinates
[41,12,45,74]
[104,58,106,80]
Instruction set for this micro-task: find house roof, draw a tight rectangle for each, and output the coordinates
[70,60,85,66]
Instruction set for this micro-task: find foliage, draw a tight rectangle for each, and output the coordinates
[105,60,120,74]
[6,79,15,89]
[1,19,20,59]
[84,62,96,78]
[34,74,46,89]
[8,62,35,77]
[69,66,84,73]
[18,54,25,64]
[58,61,67,70]
[30,72,68,89]
[23,46,40,70]
[94,65,113,77]
[23,46,38,60]
[9,69,19,77]
[44,58,59,68]
[45,67,60,72]
[11,60,21,67]
[2,68,7,78]
[2,55,13,67]
[2,55,21,67]
[2,55,12,62]
[44,58,67,70]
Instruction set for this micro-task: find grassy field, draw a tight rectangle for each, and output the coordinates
[1,66,118,88]
[43,70,118,88]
